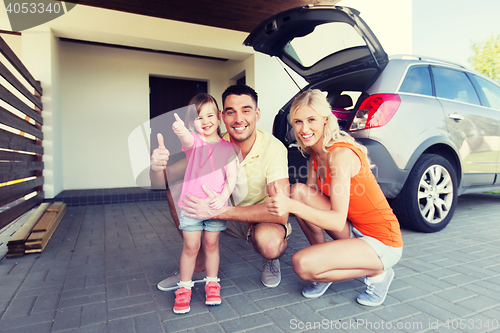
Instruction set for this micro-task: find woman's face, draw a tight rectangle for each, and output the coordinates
[292,105,327,148]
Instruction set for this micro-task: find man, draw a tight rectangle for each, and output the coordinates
[150,84,291,290]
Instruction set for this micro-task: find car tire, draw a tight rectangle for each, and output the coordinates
[392,154,457,233]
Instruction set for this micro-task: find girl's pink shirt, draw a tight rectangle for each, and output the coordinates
[177,133,237,208]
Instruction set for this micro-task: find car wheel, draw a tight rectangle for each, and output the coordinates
[392,154,457,232]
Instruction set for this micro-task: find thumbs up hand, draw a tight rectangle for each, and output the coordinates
[266,182,290,217]
[172,113,189,137]
[150,133,170,172]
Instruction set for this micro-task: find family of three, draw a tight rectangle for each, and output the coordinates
[150,85,403,314]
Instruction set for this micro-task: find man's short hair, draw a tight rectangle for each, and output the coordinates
[222,84,258,108]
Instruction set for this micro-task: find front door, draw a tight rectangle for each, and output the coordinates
[149,76,207,164]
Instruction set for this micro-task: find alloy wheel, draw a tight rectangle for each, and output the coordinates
[418,164,454,224]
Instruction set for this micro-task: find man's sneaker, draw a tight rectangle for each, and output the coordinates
[158,270,206,291]
[205,281,222,305]
[357,267,394,307]
[173,287,191,314]
[301,282,333,299]
[261,259,281,288]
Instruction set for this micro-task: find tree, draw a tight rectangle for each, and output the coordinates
[470,34,500,82]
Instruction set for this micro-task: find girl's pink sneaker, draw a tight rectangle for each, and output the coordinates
[173,287,191,314]
[205,281,221,305]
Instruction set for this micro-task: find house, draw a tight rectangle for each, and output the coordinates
[0,0,411,225]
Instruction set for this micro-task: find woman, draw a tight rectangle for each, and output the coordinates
[266,89,403,306]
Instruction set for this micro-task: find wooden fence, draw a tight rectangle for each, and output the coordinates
[0,36,44,230]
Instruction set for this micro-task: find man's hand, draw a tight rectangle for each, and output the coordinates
[266,182,291,217]
[208,190,226,210]
[172,113,189,137]
[180,185,229,220]
[150,133,170,173]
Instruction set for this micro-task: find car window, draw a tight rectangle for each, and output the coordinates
[472,75,500,111]
[284,22,365,68]
[399,66,432,96]
[432,67,480,105]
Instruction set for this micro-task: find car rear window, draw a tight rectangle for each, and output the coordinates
[283,22,365,68]
[399,66,432,96]
[432,67,481,105]
[473,75,500,111]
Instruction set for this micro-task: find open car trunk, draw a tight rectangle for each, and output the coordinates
[245,5,389,183]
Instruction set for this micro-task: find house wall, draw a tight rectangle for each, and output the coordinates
[0,34,22,57]
[58,40,231,190]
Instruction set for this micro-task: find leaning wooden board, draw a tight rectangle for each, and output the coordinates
[5,203,50,258]
[6,202,67,258]
[25,203,67,253]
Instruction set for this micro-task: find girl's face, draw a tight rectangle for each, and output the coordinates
[292,105,326,148]
[193,103,219,139]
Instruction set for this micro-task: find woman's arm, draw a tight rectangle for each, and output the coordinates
[221,177,290,224]
[268,147,360,232]
[305,156,318,188]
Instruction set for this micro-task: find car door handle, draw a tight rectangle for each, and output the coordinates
[448,113,464,121]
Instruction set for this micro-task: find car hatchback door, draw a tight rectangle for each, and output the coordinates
[244,5,388,84]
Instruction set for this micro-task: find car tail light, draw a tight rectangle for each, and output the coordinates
[349,94,400,131]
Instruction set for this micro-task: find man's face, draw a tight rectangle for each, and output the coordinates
[222,94,260,144]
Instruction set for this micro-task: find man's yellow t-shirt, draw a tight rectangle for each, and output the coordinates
[223,130,288,207]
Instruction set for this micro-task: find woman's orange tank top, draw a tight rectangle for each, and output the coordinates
[313,142,403,247]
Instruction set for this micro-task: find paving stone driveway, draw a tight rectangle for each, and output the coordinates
[0,193,500,333]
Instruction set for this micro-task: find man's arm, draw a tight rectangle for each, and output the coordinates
[150,133,169,188]
[150,157,187,188]
[182,177,290,224]
[150,133,187,188]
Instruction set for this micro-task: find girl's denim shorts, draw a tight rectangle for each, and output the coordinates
[179,210,227,232]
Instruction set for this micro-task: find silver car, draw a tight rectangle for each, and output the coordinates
[245,5,500,232]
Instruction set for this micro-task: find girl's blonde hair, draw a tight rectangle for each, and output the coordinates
[290,89,369,160]
[185,93,221,137]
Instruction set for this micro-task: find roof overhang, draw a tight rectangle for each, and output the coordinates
[59,0,342,33]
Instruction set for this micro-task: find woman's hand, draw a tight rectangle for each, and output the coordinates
[266,182,291,217]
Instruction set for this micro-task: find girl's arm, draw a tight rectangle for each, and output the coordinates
[222,157,238,201]
[209,157,237,210]
[267,147,361,232]
[172,113,194,149]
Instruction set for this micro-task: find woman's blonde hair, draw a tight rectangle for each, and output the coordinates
[290,89,369,159]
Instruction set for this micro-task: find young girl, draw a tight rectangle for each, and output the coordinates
[266,89,403,306]
[171,93,238,314]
